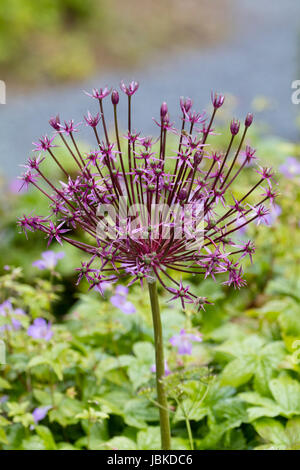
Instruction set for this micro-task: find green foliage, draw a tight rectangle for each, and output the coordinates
[0,132,300,449]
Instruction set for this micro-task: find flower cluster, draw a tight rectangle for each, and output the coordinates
[18,82,276,308]
[0,300,26,332]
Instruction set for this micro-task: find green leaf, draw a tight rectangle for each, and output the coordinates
[0,427,8,444]
[137,426,161,450]
[0,377,11,390]
[0,415,10,427]
[124,398,159,429]
[254,418,290,447]
[285,417,300,449]
[35,425,57,450]
[174,399,208,422]
[132,342,154,362]
[106,436,137,450]
[239,392,280,421]
[253,342,286,395]
[269,375,300,416]
[49,397,84,426]
[27,356,50,369]
[21,435,46,450]
[220,357,255,387]
[213,398,248,427]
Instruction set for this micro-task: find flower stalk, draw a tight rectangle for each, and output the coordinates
[147,279,171,450]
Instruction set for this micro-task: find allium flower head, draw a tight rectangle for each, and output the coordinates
[120,80,139,96]
[18,84,276,309]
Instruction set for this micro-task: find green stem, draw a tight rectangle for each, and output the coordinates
[185,417,194,450]
[147,280,171,450]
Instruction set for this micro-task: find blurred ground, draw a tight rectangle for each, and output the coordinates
[0,0,231,88]
[0,0,300,177]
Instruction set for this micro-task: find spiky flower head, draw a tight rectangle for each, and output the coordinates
[18,83,276,310]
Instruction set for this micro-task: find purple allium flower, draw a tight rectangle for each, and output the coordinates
[120,80,139,96]
[32,250,65,271]
[0,300,26,331]
[84,111,101,128]
[58,120,81,135]
[19,170,40,190]
[211,92,225,109]
[49,115,61,131]
[85,87,111,100]
[160,102,168,119]
[32,406,52,424]
[32,135,56,152]
[169,329,202,355]
[151,360,171,376]
[180,96,193,114]
[230,119,240,136]
[27,318,53,341]
[279,156,300,179]
[110,285,136,315]
[18,85,275,308]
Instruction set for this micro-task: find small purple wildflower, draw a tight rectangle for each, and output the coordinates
[32,406,52,424]
[9,178,26,194]
[27,318,53,341]
[279,156,300,179]
[151,360,171,376]
[110,285,136,315]
[0,300,26,331]
[32,250,65,271]
[169,328,202,355]
[263,203,282,225]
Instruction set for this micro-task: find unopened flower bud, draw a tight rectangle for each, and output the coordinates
[49,115,60,131]
[160,102,168,119]
[211,92,225,109]
[230,119,240,135]
[245,112,253,128]
[111,89,119,105]
[180,97,193,113]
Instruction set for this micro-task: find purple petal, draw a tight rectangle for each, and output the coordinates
[32,406,52,423]
[115,285,129,296]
